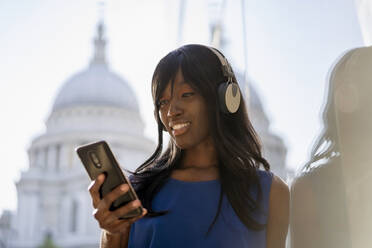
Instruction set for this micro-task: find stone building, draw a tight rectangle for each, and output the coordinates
[10,22,154,248]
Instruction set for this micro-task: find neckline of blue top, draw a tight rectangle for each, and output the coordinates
[169,177,219,184]
[168,169,268,184]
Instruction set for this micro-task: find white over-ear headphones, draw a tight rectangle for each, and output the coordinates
[207,46,241,114]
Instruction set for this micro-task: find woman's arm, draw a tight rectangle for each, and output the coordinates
[266,175,290,248]
[88,174,147,248]
[100,228,130,248]
[100,230,124,248]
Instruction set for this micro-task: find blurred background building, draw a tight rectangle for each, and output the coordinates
[7,21,154,248]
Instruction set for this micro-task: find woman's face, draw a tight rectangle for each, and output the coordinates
[158,69,212,150]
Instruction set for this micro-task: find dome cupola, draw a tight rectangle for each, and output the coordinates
[51,22,139,112]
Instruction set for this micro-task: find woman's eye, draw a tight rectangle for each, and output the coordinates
[158,100,168,107]
[182,92,194,97]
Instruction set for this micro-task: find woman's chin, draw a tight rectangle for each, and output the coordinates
[172,138,193,150]
[171,134,212,151]
[173,141,190,150]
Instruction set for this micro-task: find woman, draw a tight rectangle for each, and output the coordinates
[289,49,355,248]
[290,46,372,248]
[89,44,289,248]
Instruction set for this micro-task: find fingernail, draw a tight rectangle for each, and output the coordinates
[120,184,127,191]
[132,200,140,207]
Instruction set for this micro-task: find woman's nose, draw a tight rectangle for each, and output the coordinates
[167,98,183,118]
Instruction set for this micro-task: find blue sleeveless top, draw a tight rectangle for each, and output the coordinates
[128,170,273,248]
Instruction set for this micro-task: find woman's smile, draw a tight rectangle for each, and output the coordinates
[170,121,191,136]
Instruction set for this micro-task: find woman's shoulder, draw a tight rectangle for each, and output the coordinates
[255,170,289,211]
[266,172,289,225]
[266,173,290,247]
[256,169,274,189]
[256,169,274,179]
[256,169,288,192]
[270,174,289,198]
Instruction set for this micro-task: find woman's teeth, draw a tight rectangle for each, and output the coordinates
[172,122,190,130]
[171,122,191,136]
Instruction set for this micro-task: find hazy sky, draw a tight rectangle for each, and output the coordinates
[0,0,364,213]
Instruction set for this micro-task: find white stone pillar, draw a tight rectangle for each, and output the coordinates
[41,187,60,237]
[55,144,61,172]
[71,143,81,171]
[59,195,69,236]
[47,145,57,172]
[27,148,36,169]
[15,192,39,242]
[35,148,44,168]
[43,147,49,170]
[59,144,70,171]
[76,191,85,234]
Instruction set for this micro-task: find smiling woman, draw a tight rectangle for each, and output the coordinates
[89,44,289,248]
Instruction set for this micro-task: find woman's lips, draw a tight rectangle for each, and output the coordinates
[171,122,191,136]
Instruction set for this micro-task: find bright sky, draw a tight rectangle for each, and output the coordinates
[0,0,364,214]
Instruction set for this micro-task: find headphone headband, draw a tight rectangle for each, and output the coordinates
[206,46,241,114]
[207,46,234,82]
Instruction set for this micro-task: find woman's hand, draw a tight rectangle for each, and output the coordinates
[88,173,147,235]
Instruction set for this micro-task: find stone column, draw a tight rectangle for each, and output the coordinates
[27,148,36,169]
[59,144,70,171]
[41,186,60,238]
[15,191,40,242]
[34,148,44,168]
[47,145,57,172]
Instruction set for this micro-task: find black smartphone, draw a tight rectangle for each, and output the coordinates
[76,140,142,219]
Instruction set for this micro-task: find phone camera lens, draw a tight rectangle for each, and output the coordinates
[89,151,102,168]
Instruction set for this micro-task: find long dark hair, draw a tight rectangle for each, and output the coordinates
[301,48,357,173]
[130,44,270,233]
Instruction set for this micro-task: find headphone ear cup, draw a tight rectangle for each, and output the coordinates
[218,82,241,114]
[218,82,230,113]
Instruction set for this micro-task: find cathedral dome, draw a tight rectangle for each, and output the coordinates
[51,22,139,112]
[52,63,139,111]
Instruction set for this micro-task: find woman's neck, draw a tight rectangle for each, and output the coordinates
[170,136,219,181]
[180,137,218,169]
